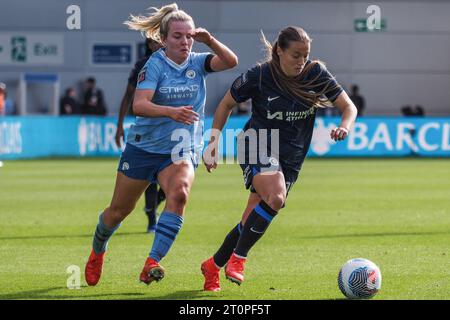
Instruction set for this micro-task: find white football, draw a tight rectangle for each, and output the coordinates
[338,258,382,299]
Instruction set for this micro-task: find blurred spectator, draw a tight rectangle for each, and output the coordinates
[401,105,412,116]
[0,82,15,116]
[82,77,107,115]
[401,105,425,117]
[349,84,365,117]
[60,87,81,115]
[414,105,425,116]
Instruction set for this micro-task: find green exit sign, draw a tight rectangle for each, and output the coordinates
[354,18,386,32]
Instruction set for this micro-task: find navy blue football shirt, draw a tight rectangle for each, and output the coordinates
[230,60,343,171]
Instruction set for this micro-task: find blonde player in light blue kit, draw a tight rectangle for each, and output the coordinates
[84,3,238,286]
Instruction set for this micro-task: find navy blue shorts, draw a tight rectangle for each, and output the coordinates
[239,160,299,195]
[118,143,199,183]
[237,140,300,195]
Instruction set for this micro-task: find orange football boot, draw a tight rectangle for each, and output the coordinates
[140,257,165,284]
[85,249,105,286]
[225,253,246,285]
[201,257,221,292]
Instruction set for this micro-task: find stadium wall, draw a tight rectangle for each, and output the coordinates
[1,1,450,116]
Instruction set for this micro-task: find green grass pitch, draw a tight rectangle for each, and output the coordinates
[0,158,449,300]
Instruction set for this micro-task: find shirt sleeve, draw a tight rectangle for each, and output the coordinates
[136,58,161,91]
[229,65,259,103]
[191,52,213,76]
[311,62,343,102]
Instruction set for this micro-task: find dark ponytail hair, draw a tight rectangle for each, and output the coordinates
[261,26,340,107]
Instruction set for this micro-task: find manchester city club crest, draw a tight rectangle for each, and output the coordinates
[186,69,196,79]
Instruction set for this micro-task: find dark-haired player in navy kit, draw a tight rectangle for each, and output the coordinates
[115,38,166,233]
[201,26,358,291]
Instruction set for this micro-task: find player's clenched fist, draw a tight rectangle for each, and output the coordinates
[203,142,219,173]
[330,127,349,141]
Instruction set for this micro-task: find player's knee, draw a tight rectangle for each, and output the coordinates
[266,192,285,211]
[108,203,134,221]
[168,183,190,207]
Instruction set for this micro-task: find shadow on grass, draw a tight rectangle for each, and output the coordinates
[123,289,220,300]
[0,286,146,300]
[0,231,149,241]
[0,287,223,300]
[1,230,448,242]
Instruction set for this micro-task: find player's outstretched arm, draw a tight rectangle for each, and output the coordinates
[330,91,358,141]
[191,28,238,72]
[133,89,199,125]
[203,90,237,172]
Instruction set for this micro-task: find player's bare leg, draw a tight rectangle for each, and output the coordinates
[85,172,148,286]
[226,172,286,285]
[140,160,195,284]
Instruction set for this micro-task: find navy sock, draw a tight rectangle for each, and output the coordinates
[149,211,183,262]
[92,212,121,254]
[234,201,278,258]
[144,183,158,216]
[213,223,242,268]
[157,187,166,207]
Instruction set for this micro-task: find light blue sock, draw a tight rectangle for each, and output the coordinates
[92,212,121,254]
[149,211,183,262]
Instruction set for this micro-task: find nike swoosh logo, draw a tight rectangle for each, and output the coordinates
[250,227,264,234]
[267,96,280,102]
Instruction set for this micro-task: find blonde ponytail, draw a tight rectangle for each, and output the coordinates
[260,30,273,62]
[124,3,193,42]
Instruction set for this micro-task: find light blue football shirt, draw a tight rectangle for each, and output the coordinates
[127,48,211,155]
